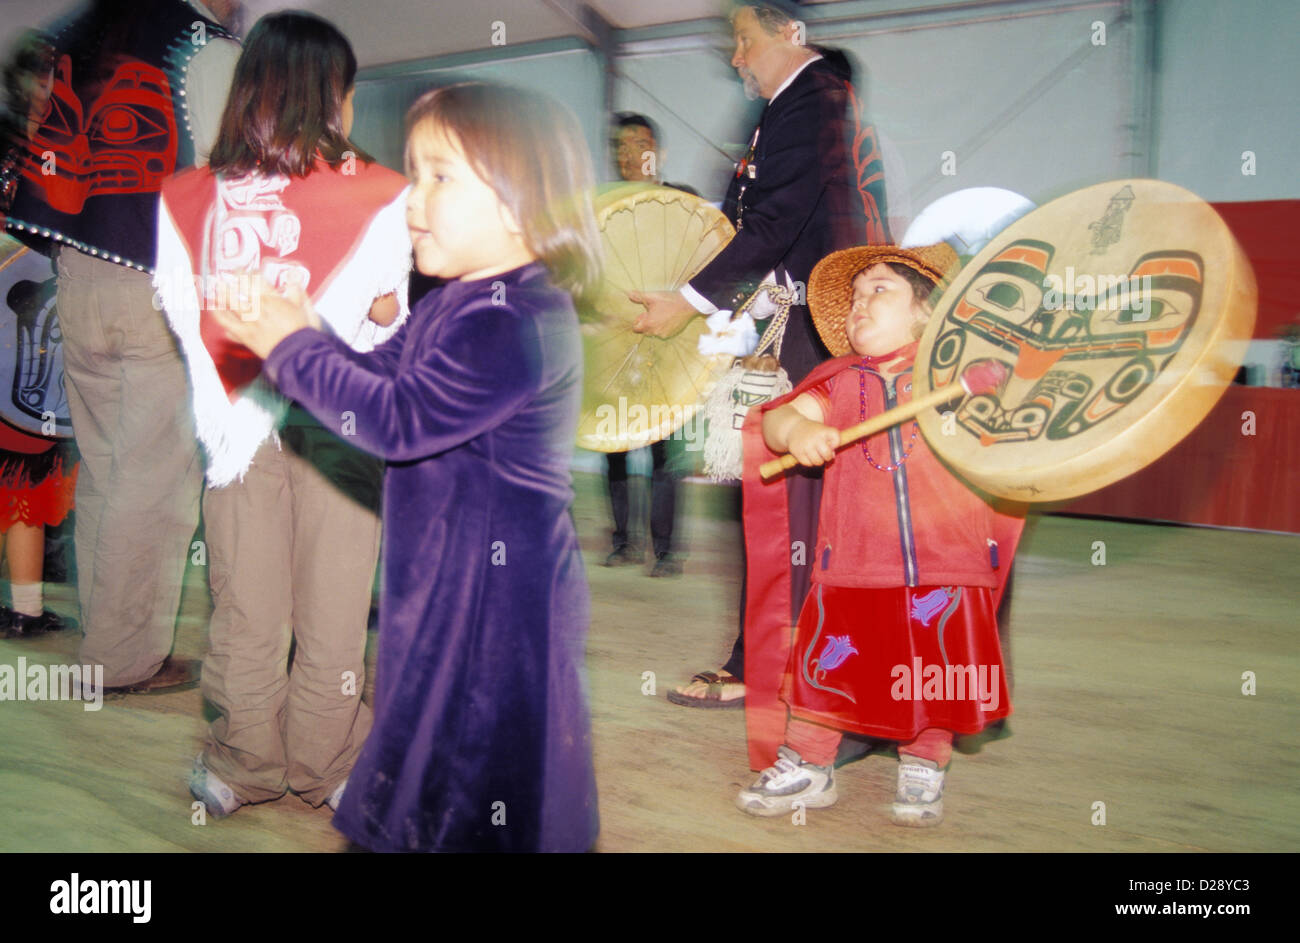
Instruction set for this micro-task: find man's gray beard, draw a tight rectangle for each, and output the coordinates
[740,68,761,101]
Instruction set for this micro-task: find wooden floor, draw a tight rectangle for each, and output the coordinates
[1,472,1296,852]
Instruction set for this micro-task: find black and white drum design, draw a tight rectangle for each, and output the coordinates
[0,234,72,438]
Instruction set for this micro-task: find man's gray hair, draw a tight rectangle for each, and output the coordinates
[730,2,798,35]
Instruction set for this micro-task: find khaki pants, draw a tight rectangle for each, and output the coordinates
[58,249,203,686]
[201,423,381,805]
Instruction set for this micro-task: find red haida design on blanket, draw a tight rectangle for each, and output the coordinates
[198,174,310,395]
[23,55,178,215]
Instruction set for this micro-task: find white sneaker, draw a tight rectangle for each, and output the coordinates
[189,756,244,818]
[891,756,944,827]
[735,745,837,817]
[327,779,347,811]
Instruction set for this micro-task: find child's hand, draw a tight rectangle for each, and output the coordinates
[787,418,840,467]
[212,273,319,360]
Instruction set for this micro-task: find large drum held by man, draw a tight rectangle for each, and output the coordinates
[577,183,734,453]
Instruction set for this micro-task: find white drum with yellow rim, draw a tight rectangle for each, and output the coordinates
[913,179,1257,502]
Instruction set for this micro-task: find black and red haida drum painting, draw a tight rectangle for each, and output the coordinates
[914,179,1257,502]
[0,234,73,439]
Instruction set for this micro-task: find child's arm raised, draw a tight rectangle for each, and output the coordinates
[763,392,839,467]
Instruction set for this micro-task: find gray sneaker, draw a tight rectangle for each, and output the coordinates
[891,756,945,827]
[327,779,347,811]
[189,756,244,818]
[735,745,837,817]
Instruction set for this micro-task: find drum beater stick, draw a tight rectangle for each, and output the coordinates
[759,360,1008,480]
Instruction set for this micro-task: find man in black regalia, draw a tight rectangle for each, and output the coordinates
[631,1,885,712]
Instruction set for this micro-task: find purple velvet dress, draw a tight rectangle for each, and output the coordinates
[264,262,597,852]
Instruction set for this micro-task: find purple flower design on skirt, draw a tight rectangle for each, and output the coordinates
[810,633,859,686]
[818,635,859,672]
[910,588,953,627]
[910,586,963,667]
[801,587,858,703]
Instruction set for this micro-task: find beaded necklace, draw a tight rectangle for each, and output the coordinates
[856,345,919,472]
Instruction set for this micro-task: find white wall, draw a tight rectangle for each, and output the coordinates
[836,3,1137,222]
[10,0,1291,212]
[352,45,606,174]
[1153,0,1300,202]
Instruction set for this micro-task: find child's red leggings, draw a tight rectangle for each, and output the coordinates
[786,717,953,767]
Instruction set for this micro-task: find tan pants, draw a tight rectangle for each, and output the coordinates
[58,249,203,686]
[200,422,381,805]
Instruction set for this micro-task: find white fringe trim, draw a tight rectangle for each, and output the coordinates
[312,187,412,350]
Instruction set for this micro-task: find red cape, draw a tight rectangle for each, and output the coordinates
[740,355,1027,770]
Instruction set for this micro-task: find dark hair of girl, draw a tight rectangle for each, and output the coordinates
[208,11,370,177]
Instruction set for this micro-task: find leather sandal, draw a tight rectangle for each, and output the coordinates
[666,670,745,710]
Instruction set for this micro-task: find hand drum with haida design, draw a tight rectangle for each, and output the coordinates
[577,183,734,453]
[0,234,73,438]
[914,179,1256,502]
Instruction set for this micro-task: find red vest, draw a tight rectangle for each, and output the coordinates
[5,0,233,271]
[160,159,407,398]
[808,354,1003,589]
[156,158,410,485]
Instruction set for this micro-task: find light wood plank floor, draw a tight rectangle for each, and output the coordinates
[1,473,1295,852]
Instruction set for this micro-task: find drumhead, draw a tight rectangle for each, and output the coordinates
[577,183,734,452]
[0,235,73,439]
[914,179,1256,502]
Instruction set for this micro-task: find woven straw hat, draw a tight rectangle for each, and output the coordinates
[808,243,961,357]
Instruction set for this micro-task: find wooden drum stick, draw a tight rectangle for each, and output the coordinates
[759,360,1008,480]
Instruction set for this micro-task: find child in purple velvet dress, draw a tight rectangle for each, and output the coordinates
[215,82,601,852]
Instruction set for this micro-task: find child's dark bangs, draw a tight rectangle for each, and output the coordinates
[886,261,939,304]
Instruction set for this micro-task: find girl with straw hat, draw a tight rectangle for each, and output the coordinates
[736,243,1024,827]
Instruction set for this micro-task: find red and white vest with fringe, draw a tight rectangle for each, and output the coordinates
[156,158,410,486]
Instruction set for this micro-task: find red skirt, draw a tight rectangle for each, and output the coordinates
[0,446,78,531]
[782,583,1011,741]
